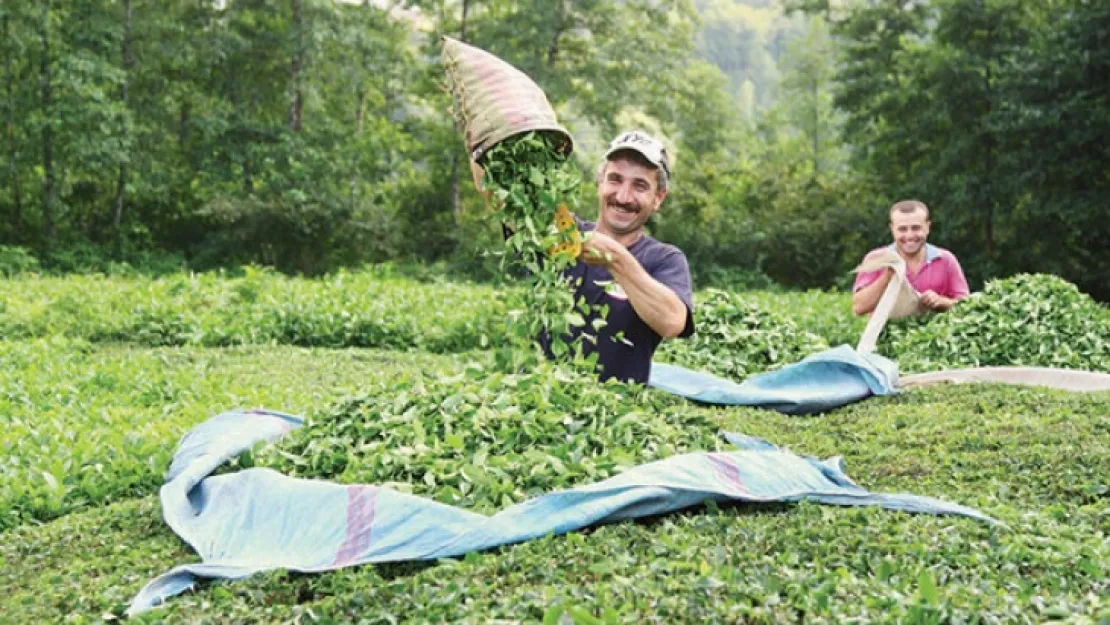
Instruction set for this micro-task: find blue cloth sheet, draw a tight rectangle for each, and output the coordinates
[649,345,899,413]
[128,401,993,615]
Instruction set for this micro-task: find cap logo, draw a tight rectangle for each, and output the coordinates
[607,130,669,174]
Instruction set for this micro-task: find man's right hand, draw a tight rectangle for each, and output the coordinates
[920,290,955,312]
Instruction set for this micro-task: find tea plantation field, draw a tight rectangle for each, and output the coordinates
[2,271,1109,624]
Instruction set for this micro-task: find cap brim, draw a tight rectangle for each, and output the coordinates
[604,146,667,174]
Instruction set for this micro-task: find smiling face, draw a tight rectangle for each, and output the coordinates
[890,207,931,259]
[596,154,667,239]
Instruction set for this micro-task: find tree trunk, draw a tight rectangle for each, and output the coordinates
[356,82,366,134]
[459,0,469,41]
[113,0,133,246]
[355,1,371,135]
[812,75,820,174]
[547,1,567,69]
[221,11,252,194]
[983,48,994,256]
[289,0,304,132]
[40,0,56,244]
[3,8,23,236]
[176,102,187,147]
[450,0,472,233]
[243,151,254,193]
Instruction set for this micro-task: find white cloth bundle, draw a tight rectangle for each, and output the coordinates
[854,249,928,353]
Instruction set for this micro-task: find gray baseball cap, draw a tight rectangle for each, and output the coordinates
[604,130,670,175]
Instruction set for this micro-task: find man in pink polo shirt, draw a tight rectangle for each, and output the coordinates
[852,200,970,316]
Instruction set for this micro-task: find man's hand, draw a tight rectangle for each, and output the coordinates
[579,231,688,338]
[852,267,895,316]
[919,290,955,312]
[580,231,625,267]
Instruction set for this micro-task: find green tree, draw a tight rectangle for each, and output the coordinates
[777,15,844,176]
[0,1,32,242]
[993,0,1110,299]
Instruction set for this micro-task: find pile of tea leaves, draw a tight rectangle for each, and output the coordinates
[251,132,728,513]
[478,131,593,371]
[656,289,829,381]
[255,361,722,514]
[884,273,1110,373]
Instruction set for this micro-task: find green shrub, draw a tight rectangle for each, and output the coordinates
[0,270,512,353]
[885,273,1110,373]
[744,289,863,347]
[257,362,721,515]
[0,245,41,276]
[691,263,778,292]
[656,289,829,381]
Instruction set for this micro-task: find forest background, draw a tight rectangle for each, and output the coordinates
[1,0,1106,299]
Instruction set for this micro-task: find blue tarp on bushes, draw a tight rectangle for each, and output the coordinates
[127,382,993,615]
[649,345,900,413]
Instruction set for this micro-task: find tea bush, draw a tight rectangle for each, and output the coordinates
[0,339,465,530]
[258,361,722,514]
[656,289,829,381]
[0,268,511,353]
[885,274,1110,373]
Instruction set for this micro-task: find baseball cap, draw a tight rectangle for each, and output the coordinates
[604,130,670,175]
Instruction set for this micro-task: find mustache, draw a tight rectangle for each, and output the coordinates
[606,197,641,213]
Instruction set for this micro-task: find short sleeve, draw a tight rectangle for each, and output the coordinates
[650,248,695,338]
[945,253,971,300]
[852,250,887,292]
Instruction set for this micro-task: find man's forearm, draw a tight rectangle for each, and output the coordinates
[608,249,687,338]
[852,269,894,316]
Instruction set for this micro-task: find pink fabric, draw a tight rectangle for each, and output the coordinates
[331,485,378,567]
[853,246,970,300]
[707,453,750,496]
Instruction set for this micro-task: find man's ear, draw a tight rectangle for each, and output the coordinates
[654,189,668,210]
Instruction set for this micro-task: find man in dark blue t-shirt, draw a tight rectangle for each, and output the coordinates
[554,131,694,384]
[474,130,695,384]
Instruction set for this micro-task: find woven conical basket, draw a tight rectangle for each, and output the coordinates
[442,37,573,164]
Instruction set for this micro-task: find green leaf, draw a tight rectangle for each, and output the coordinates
[917,570,939,605]
[542,605,564,625]
[567,607,604,625]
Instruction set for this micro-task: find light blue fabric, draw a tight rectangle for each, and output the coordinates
[649,345,899,413]
[127,404,994,616]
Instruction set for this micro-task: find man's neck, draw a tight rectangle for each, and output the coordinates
[898,246,926,267]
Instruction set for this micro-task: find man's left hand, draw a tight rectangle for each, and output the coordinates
[920,290,954,311]
[580,231,626,268]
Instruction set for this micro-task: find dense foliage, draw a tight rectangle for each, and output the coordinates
[0,268,511,352]
[3,335,1110,622]
[0,336,466,530]
[885,274,1110,373]
[257,363,721,514]
[0,0,1105,299]
[656,288,829,380]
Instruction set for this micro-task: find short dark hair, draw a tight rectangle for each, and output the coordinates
[890,200,929,220]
